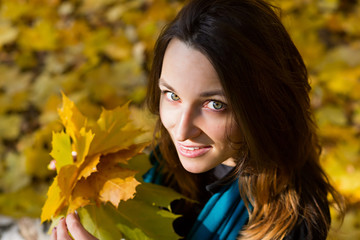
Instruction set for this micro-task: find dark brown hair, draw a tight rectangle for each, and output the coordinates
[146,0,345,239]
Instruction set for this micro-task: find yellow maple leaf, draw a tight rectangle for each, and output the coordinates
[89,103,143,156]
[41,177,66,221]
[49,131,73,173]
[58,92,87,141]
[77,153,101,180]
[41,94,150,222]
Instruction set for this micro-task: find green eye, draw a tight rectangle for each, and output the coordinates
[206,100,226,111]
[212,101,223,110]
[166,92,180,101]
[171,93,180,101]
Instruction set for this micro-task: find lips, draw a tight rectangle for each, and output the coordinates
[176,143,211,158]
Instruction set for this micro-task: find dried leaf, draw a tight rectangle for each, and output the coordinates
[92,164,140,206]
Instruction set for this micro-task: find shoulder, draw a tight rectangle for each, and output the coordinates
[284,194,331,240]
[283,220,307,240]
[284,219,327,240]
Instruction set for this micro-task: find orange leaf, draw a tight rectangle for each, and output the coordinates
[89,164,139,207]
[99,175,139,207]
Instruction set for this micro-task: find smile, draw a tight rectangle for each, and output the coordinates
[182,146,200,150]
[177,143,212,158]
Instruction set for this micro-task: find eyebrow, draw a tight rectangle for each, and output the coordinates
[159,79,175,92]
[199,90,225,98]
[159,78,226,98]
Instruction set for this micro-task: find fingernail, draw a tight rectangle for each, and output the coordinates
[74,210,80,219]
[47,160,56,170]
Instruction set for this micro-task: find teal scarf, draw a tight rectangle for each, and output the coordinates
[143,157,249,240]
[187,180,248,239]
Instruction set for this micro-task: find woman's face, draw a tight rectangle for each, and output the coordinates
[159,38,241,174]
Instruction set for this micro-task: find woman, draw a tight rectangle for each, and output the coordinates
[52,0,344,239]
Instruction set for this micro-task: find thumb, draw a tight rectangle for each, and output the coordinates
[66,212,98,240]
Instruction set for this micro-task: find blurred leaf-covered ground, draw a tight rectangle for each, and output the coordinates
[0,0,359,239]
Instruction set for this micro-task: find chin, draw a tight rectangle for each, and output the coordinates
[184,167,204,174]
[180,160,212,174]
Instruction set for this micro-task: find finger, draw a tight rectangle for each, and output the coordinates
[72,151,77,161]
[48,160,56,170]
[66,212,98,240]
[50,227,57,240]
[57,217,72,240]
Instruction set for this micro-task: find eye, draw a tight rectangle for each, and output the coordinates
[206,100,226,111]
[165,91,180,101]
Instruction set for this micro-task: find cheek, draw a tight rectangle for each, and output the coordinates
[212,122,229,142]
[197,118,227,144]
[211,118,241,144]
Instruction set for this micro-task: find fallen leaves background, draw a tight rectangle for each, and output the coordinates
[0,0,359,239]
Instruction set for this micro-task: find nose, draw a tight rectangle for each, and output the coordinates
[175,107,202,141]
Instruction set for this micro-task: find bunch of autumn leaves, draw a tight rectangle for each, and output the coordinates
[41,93,149,222]
[41,94,183,239]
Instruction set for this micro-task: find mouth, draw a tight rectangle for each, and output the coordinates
[176,143,212,158]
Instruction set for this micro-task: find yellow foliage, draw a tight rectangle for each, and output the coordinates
[41,94,150,222]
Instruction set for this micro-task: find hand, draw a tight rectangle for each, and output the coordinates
[51,213,98,240]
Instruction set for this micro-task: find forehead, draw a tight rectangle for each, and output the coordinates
[160,38,222,91]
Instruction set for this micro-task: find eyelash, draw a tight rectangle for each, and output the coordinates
[161,90,227,112]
